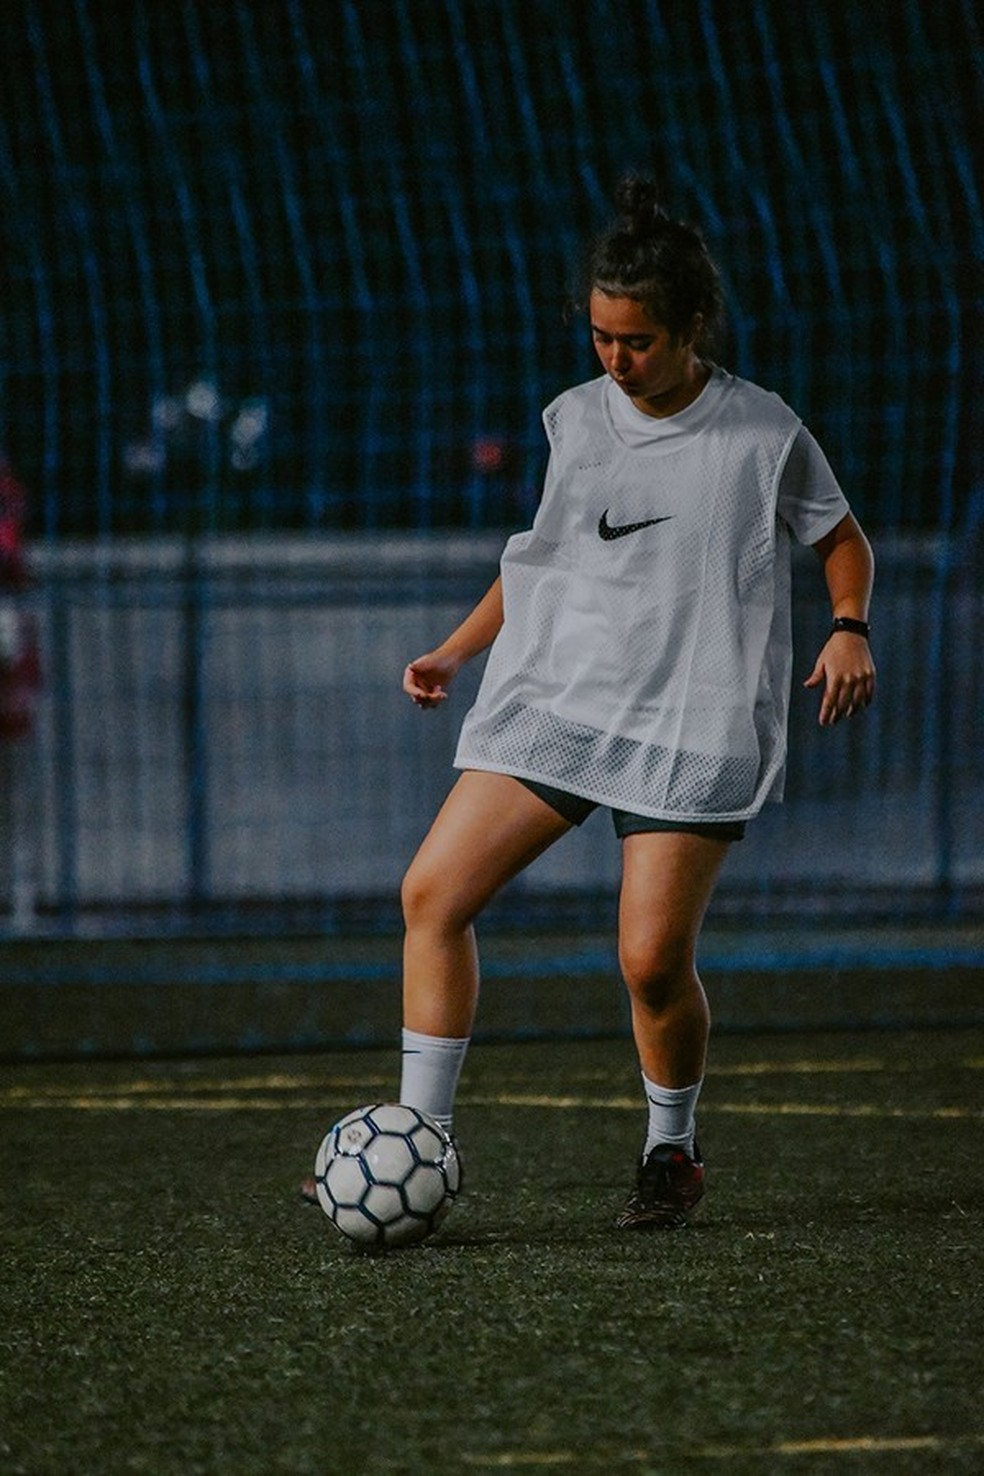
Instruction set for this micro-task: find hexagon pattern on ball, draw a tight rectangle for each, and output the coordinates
[314,1103,461,1250]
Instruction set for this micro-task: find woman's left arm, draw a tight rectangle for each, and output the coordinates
[803,512,876,726]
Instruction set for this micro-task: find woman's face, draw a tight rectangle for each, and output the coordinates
[589,290,703,418]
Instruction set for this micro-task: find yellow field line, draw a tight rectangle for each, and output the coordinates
[0,1089,978,1120]
[1,1053,980,1106]
[0,1073,392,1099]
[776,1436,955,1453]
[0,1095,333,1111]
[468,1094,981,1120]
[461,1432,984,1466]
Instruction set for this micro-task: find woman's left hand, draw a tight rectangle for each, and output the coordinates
[803,633,876,726]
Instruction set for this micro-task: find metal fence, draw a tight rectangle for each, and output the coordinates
[2,530,980,937]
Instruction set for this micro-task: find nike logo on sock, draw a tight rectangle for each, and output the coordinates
[598,509,673,540]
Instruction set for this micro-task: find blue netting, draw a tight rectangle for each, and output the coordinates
[0,0,979,537]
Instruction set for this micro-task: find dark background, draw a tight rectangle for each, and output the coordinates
[1,0,980,536]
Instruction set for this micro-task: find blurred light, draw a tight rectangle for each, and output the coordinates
[230,446,259,472]
[185,379,223,421]
[0,607,20,659]
[229,398,269,449]
[151,395,184,432]
[470,436,508,474]
[229,398,268,472]
[123,439,166,475]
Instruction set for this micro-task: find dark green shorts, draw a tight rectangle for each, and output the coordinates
[517,776,746,842]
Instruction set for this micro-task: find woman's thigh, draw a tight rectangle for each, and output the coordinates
[402,770,573,929]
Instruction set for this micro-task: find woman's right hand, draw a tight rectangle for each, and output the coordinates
[403,649,462,708]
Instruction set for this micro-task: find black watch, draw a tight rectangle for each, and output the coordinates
[830,616,870,638]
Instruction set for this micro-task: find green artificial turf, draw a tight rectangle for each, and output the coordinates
[1,1032,982,1474]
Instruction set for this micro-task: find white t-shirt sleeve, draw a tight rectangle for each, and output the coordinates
[777,425,851,545]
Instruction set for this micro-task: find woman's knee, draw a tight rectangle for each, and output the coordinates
[618,932,696,1012]
[401,853,475,934]
[400,855,440,929]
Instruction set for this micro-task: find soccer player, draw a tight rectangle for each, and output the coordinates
[307,177,876,1228]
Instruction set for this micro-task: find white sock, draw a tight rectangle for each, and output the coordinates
[399,1028,470,1133]
[642,1073,702,1158]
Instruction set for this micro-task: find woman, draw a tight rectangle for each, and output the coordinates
[312,178,875,1230]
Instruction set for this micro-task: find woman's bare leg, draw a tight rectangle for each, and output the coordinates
[400,771,572,1037]
[617,830,731,1086]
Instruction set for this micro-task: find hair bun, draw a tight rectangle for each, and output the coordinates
[578,175,725,351]
[613,174,667,232]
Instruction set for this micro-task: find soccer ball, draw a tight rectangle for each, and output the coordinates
[314,1103,461,1250]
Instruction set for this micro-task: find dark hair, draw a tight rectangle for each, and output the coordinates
[578,176,724,350]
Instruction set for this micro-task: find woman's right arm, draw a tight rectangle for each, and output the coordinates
[402,575,504,707]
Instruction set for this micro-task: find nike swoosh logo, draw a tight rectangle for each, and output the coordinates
[598,509,673,541]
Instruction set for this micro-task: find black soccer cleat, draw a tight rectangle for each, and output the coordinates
[615,1141,705,1231]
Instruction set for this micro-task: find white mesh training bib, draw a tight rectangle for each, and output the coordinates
[455,370,809,821]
